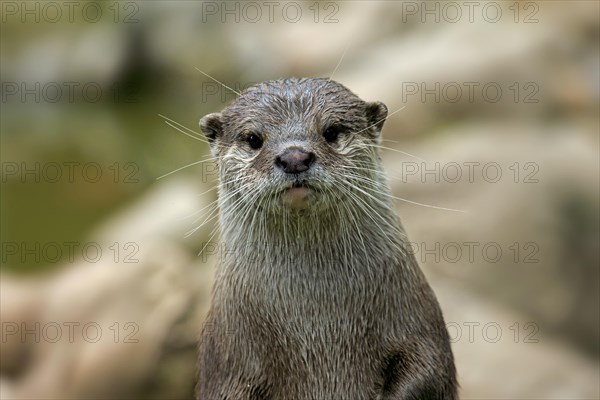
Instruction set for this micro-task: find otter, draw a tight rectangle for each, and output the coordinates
[196,78,457,399]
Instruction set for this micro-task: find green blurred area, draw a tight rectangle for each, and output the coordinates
[1,5,221,271]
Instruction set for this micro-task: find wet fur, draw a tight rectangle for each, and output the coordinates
[196,78,457,399]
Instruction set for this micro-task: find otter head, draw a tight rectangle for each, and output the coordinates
[199,78,388,214]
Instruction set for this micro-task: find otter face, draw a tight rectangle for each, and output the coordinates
[199,78,388,212]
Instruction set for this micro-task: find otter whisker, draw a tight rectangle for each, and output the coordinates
[328,41,350,81]
[221,184,261,225]
[185,208,219,238]
[345,162,417,185]
[362,142,426,162]
[158,114,210,144]
[334,181,399,250]
[341,164,395,180]
[341,170,466,214]
[217,177,250,192]
[327,184,366,264]
[217,183,256,211]
[333,172,402,227]
[179,199,219,221]
[158,113,205,137]
[353,105,407,136]
[186,182,256,237]
[197,226,220,257]
[187,188,251,238]
[217,185,256,215]
[194,67,242,97]
[156,157,214,180]
[390,196,467,213]
[163,121,208,144]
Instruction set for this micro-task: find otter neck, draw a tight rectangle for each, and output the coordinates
[218,189,407,273]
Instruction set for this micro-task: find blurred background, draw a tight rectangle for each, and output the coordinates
[1,1,598,398]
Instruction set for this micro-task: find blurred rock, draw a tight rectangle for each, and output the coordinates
[386,123,599,358]
[0,178,216,399]
[92,176,214,247]
[0,274,43,377]
[434,277,600,399]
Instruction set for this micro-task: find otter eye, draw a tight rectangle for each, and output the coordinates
[323,125,343,143]
[247,134,263,150]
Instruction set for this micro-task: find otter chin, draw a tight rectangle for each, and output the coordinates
[196,77,457,400]
[282,183,313,209]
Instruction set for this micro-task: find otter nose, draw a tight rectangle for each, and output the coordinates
[275,148,316,174]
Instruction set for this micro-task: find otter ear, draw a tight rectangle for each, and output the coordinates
[365,101,388,134]
[199,112,223,145]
